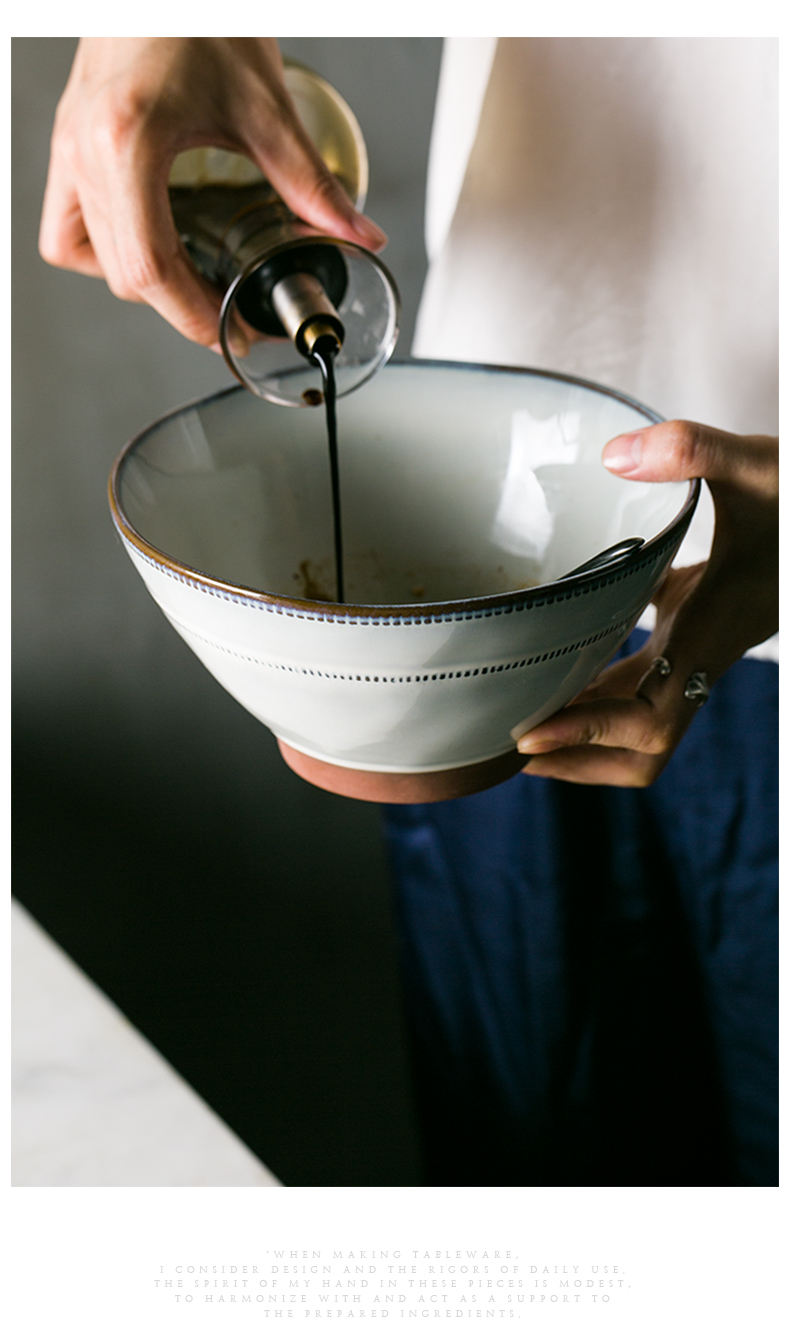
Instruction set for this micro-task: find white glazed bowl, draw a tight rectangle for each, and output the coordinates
[109,362,698,801]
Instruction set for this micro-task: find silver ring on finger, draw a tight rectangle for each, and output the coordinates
[684,671,711,706]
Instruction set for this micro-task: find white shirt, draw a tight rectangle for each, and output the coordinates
[414,38,778,659]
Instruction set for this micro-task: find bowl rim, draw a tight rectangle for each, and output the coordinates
[108,359,700,619]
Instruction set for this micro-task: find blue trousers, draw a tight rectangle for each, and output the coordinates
[383,632,778,1186]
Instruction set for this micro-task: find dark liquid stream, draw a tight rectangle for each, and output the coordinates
[310,337,345,603]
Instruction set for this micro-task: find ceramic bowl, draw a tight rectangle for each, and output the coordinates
[109,361,698,802]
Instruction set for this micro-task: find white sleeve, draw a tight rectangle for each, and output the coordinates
[423,37,498,264]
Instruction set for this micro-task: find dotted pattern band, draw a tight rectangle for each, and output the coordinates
[169,615,636,682]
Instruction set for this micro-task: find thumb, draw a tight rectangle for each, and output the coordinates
[602,420,777,495]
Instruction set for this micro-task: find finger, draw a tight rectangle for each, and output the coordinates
[522,744,666,788]
[602,419,778,495]
[252,125,387,251]
[236,56,388,251]
[42,156,146,301]
[518,665,688,786]
[39,162,105,278]
[571,644,657,703]
[569,567,706,710]
[644,540,774,691]
[111,236,224,345]
[41,120,223,342]
[657,561,775,685]
[516,694,678,759]
[101,145,224,344]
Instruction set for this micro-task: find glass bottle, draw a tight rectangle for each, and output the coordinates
[168,60,400,407]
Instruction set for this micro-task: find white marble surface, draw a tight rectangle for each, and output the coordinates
[12,900,281,1186]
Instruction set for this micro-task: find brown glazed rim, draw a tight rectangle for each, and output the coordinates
[108,359,700,622]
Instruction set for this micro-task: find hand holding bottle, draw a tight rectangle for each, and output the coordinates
[39,38,387,348]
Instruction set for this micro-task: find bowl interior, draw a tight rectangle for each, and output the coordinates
[117,363,688,605]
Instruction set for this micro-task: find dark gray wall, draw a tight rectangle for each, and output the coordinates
[12,37,443,1186]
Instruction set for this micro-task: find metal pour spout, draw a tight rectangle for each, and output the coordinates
[271,272,345,359]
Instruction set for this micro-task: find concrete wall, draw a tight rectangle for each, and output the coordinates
[12,36,443,1186]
